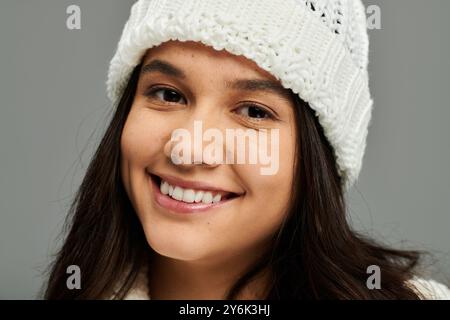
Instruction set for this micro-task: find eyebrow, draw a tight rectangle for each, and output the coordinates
[141,59,291,100]
[141,59,187,79]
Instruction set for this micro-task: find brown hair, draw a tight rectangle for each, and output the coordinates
[44,62,422,299]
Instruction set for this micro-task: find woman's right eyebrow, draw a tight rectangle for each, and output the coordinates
[141,59,187,79]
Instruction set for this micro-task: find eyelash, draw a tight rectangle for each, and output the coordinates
[144,86,277,121]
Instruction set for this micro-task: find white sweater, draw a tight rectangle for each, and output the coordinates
[120,270,450,300]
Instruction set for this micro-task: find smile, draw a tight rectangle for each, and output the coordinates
[148,172,242,214]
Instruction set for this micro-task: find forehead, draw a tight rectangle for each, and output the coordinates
[141,40,280,82]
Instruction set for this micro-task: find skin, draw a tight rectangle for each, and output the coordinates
[120,40,298,299]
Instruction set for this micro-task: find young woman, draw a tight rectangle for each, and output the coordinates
[45,0,450,299]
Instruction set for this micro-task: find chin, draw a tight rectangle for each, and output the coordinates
[143,226,214,262]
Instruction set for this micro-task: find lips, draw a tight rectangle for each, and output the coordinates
[147,172,243,214]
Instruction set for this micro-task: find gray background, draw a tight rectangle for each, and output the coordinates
[0,0,449,299]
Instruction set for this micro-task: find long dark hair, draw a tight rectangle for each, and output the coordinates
[44,62,423,299]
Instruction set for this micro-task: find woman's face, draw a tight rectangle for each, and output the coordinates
[121,40,297,265]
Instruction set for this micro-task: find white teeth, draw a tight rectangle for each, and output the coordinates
[194,191,204,203]
[160,181,170,195]
[212,194,222,203]
[159,179,226,205]
[182,189,195,203]
[202,192,213,204]
[172,186,183,201]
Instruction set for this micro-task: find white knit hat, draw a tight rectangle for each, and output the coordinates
[106,0,373,191]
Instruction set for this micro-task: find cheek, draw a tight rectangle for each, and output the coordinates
[120,108,169,192]
[121,108,169,165]
[235,126,296,237]
[254,125,295,202]
[122,115,153,165]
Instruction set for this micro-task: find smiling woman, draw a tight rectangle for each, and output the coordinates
[44,0,450,300]
[119,41,297,300]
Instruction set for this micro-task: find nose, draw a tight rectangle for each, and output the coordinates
[163,119,225,169]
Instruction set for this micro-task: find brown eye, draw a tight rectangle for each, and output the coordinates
[235,104,274,120]
[146,87,187,104]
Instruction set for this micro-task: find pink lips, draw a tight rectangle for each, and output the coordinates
[149,173,240,214]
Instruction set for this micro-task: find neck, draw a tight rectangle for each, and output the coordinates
[147,246,272,300]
